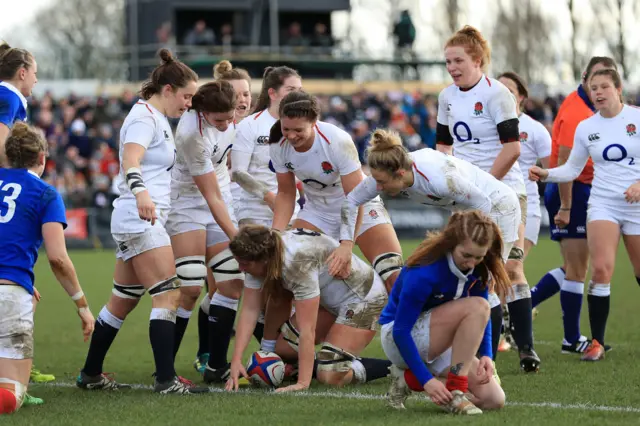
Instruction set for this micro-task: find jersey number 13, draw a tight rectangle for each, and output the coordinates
[0,181,22,223]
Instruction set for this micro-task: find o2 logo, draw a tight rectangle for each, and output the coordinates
[453,121,480,144]
[602,144,635,165]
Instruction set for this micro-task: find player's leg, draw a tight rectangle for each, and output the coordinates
[276,307,336,361]
[169,230,207,362]
[0,359,30,414]
[581,218,620,361]
[354,202,403,293]
[459,357,505,410]
[28,295,54,387]
[203,240,244,384]
[193,268,215,374]
[78,257,140,389]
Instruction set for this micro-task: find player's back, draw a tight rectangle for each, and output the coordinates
[0,168,66,293]
[550,90,594,184]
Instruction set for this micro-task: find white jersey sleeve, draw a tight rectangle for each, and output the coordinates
[285,260,321,301]
[122,115,156,148]
[340,176,380,241]
[534,123,552,159]
[175,117,215,177]
[330,127,361,176]
[546,122,590,183]
[437,88,450,126]
[230,119,254,174]
[486,83,518,124]
[269,141,290,174]
[429,162,493,214]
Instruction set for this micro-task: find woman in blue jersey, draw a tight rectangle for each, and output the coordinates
[380,210,509,415]
[0,42,38,167]
[0,123,94,414]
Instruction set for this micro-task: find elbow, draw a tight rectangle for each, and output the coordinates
[48,255,67,272]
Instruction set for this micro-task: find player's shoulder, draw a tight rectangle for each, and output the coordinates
[316,120,351,145]
[438,83,457,100]
[124,102,159,127]
[0,82,26,107]
[483,77,514,101]
[520,113,546,133]
[176,110,200,136]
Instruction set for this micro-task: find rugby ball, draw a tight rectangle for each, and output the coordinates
[246,351,285,388]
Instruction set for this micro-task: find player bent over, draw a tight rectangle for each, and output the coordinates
[225,226,391,392]
[0,123,94,414]
[380,210,508,414]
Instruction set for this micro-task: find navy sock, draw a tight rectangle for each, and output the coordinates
[507,296,534,351]
[588,293,610,345]
[358,358,391,382]
[490,304,503,361]
[559,280,584,343]
[197,306,209,356]
[531,267,564,308]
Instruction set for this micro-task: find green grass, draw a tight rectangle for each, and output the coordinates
[8,238,640,425]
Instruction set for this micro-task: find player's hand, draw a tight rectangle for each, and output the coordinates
[424,378,452,406]
[275,382,309,393]
[78,307,95,342]
[225,358,249,392]
[528,166,548,182]
[326,243,353,279]
[476,356,493,385]
[33,288,41,303]
[624,182,640,203]
[135,190,157,225]
[554,209,570,228]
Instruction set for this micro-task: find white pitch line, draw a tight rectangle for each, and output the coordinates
[39,382,640,413]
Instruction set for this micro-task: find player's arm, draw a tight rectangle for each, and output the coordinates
[488,87,521,179]
[0,123,10,167]
[435,90,453,155]
[544,132,589,183]
[262,291,293,344]
[272,171,297,231]
[554,118,580,210]
[339,176,379,243]
[122,118,157,223]
[291,295,320,389]
[232,170,275,210]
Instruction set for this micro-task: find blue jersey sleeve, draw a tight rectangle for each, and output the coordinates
[469,282,492,359]
[392,266,436,386]
[41,187,68,229]
[0,90,20,126]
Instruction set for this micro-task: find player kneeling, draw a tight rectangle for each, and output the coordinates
[380,210,508,414]
[225,226,391,392]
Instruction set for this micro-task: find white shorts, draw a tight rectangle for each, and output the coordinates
[0,286,34,360]
[490,192,520,262]
[380,311,452,377]
[166,190,238,247]
[588,202,640,235]
[113,225,172,262]
[297,199,392,241]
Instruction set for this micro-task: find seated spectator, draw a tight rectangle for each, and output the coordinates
[184,20,215,46]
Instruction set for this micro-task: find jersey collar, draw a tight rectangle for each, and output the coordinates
[27,169,40,179]
[0,81,28,112]
[577,84,596,112]
[446,252,474,280]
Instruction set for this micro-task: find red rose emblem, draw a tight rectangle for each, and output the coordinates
[627,124,636,136]
[474,102,483,116]
[321,161,334,174]
[519,132,528,142]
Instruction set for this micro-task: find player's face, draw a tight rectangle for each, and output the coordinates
[204,110,235,132]
[445,46,481,88]
[21,59,38,97]
[371,168,405,196]
[271,76,303,109]
[590,74,622,112]
[281,116,315,150]
[452,239,489,272]
[236,258,267,277]
[498,77,522,114]
[230,79,252,119]
[166,80,197,118]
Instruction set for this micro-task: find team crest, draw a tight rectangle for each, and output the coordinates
[519,132,528,143]
[627,123,636,136]
[345,309,355,319]
[368,209,379,219]
[285,162,294,171]
[474,102,483,116]
[321,161,334,174]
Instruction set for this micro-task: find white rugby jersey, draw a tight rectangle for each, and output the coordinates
[546,105,640,204]
[517,113,551,201]
[270,120,368,222]
[171,110,233,201]
[112,101,176,233]
[231,109,278,221]
[437,75,525,195]
[243,229,387,315]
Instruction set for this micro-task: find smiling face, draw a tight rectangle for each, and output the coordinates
[203,110,235,132]
[163,80,197,118]
[20,57,38,97]
[280,116,315,150]
[229,79,252,119]
[590,73,622,114]
[445,46,482,89]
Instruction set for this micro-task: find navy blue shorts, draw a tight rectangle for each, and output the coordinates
[544,181,591,241]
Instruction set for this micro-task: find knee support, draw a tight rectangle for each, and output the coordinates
[505,283,532,303]
[112,280,146,300]
[176,256,207,287]
[372,252,403,281]
[508,246,525,262]
[208,249,244,283]
[0,379,25,414]
[280,320,300,351]
[316,342,356,373]
[148,276,181,297]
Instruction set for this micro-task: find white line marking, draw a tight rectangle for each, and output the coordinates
[39,382,640,413]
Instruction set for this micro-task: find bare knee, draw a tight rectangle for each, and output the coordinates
[106,296,139,320]
[506,261,526,283]
[179,286,202,310]
[151,288,180,310]
[467,297,490,321]
[478,386,506,410]
[591,260,614,283]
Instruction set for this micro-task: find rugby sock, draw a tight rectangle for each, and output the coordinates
[253,311,265,343]
[351,358,392,383]
[82,306,123,376]
[560,279,584,343]
[207,293,238,369]
[197,308,209,357]
[490,304,503,361]
[531,267,564,307]
[587,282,611,345]
[0,387,18,414]
[173,307,192,360]
[403,370,424,392]
[149,308,177,383]
[446,372,469,393]
[507,295,534,351]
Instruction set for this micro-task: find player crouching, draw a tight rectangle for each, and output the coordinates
[380,210,508,414]
[225,225,391,392]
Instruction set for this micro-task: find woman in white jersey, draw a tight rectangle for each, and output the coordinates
[77,49,207,394]
[191,60,256,377]
[225,225,392,392]
[254,91,403,293]
[436,26,539,372]
[530,68,640,362]
[230,66,302,227]
[165,80,243,384]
